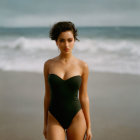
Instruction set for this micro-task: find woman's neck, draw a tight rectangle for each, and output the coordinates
[58,52,73,63]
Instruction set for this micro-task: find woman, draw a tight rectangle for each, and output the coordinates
[43,21,92,140]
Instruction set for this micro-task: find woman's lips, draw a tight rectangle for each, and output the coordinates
[64,48,69,51]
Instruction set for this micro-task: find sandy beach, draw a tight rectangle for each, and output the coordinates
[0,69,140,140]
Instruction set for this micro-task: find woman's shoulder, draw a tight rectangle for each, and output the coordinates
[44,57,57,65]
[43,58,55,69]
[44,58,52,65]
[76,57,89,71]
[76,57,88,67]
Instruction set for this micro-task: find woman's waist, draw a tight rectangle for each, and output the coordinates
[49,99,81,111]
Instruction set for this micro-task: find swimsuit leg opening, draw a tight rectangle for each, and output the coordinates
[67,107,82,129]
[48,110,66,130]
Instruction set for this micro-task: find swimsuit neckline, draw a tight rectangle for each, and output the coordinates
[48,73,81,81]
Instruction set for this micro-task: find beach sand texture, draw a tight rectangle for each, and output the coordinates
[0,70,140,140]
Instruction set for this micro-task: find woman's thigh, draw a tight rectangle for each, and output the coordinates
[66,109,87,140]
[47,111,66,140]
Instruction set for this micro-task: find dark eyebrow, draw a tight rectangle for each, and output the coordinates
[59,38,65,40]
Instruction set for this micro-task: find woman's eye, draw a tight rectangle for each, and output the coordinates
[60,39,64,42]
[68,39,72,42]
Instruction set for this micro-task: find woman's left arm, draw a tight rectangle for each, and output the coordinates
[79,62,92,139]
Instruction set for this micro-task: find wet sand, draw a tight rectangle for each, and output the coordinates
[0,70,140,140]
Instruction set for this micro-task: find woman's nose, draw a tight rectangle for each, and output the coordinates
[65,41,69,47]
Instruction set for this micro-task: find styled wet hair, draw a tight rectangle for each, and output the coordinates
[49,21,79,41]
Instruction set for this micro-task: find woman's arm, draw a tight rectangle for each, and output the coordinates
[79,62,91,129]
[43,60,51,127]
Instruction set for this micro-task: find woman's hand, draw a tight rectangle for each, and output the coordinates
[85,127,93,140]
[43,125,48,139]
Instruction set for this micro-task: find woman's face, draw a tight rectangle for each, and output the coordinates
[56,31,75,54]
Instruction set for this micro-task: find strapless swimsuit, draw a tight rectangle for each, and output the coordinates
[48,73,82,129]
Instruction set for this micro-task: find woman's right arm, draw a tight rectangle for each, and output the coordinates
[43,60,51,128]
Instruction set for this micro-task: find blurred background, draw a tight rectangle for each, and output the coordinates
[0,0,140,140]
[0,0,140,74]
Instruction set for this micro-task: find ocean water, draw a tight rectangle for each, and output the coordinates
[0,26,140,75]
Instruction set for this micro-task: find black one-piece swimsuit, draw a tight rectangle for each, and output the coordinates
[48,73,82,129]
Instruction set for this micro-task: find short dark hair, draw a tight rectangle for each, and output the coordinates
[49,21,79,41]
